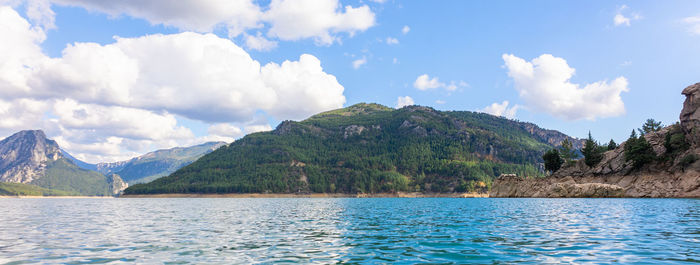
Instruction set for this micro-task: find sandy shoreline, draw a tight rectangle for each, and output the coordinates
[120,192,489,198]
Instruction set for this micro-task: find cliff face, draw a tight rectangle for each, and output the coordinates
[491,83,700,198]
[0,130,62,183]
[0,130,128,196]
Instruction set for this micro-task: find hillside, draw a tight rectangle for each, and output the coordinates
[66,142,226,184]
[125,103,583,195]
[491,82,700,198]
[0,130,125,196]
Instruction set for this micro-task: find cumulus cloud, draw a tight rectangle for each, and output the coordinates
[245,32,278,51]
[614,5,641,27]
[413,74,444,90]
[413,74,466,92]
[683,16,700,35]
[481,101,519,119]
[402,25,410,34]
[263,0,375,45]
[11,0,376,45]
[352,57,367,69]
[386,37,399,45]
[502,53,629,121]
[0,6,347,162]
[396,96,414,108]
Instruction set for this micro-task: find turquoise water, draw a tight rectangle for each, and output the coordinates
[0,198,698,264]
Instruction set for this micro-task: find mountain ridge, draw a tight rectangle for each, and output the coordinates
[125,103,584,195]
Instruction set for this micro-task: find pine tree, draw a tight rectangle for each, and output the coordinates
[559,138,577,162]
[582,132,604,167]
[607,139,618,150]
[641,119,663,134]
[543,149,564,173]
[624,130,655,168]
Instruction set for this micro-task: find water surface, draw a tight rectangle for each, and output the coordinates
[0,198,698,264]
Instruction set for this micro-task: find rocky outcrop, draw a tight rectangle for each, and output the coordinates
[491,83,700,198]
[107,174,128,195]
[491,173,699,198]
[681,83,700,146]
[0,130,62,183]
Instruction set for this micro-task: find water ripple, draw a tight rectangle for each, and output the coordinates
[0,198,698,264]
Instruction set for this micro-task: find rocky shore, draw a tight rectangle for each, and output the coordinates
[491,82,700,198]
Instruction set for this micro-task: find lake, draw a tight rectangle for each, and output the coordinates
[0,198,698,264]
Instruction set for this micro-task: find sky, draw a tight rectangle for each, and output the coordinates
[0,0,699,163]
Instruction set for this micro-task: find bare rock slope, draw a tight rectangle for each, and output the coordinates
[491,83,700,198]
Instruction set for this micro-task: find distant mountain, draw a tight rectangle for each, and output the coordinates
[0,130,125,196]
[125,103,583,195]
[67,142,226,184]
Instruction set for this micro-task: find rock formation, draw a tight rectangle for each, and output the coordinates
[491,83,700,198]
[0,130,62,183]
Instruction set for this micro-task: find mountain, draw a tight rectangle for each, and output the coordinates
[68,142,226,184]
[0,130,125,196]
[491,82,700,198]
[125,103,583,195]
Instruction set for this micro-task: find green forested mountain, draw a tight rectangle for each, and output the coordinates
[125,103,582,195]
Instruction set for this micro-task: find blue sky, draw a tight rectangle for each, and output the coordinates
[1,0,699,162]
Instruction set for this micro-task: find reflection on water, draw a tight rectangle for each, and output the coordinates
[0,198,698,264]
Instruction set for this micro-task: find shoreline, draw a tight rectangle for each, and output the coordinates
[0,195,116,199]
[120,192,490,198]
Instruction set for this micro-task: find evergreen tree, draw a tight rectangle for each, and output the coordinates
[624,130,655,168]
[559,138,577,162]
[607,139,618,150]
[543,149,564,173]
[582,132,604,167]
[641,119,663,134]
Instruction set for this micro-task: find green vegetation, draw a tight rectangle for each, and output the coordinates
[640,118,663,134]
[125,104,574,195]
[607,139,618,151]
[30,159,112,196]
[542,149,564,173]
[558,138,578,162]
[0,182,77,196]
[582,132,605,167]
[624,130,656,169]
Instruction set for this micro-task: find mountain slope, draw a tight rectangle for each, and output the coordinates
[0,130,124,196]
[70,142,226,184]
[125,103,582,195]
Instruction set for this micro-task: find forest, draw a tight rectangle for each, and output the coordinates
[125,103,578,195]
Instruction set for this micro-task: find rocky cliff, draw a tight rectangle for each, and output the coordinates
[0,130,127,196]
[0,130,62,183]
[491,83,700,198]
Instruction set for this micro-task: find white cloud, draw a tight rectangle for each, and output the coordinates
[614,5,641,27]
[402,25,410,34]
[245,32,278,51]
[12,0,376,45]
[52,0,263,35]
[0,6,346,161]
[683,16,700,35]
[413,74,466,92]
[502,53,629,121]
[481,101,519,119]
[263,0,375,45]
[392,57,398,64]
[352,57,367,69]
[435,100,445,105]
[396,96,414,108]
[413,74,444,90]
[386,37,399,45]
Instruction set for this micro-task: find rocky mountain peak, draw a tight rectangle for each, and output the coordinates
[0,130,63,183]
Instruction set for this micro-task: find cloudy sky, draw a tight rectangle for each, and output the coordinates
[1,0,699,163]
